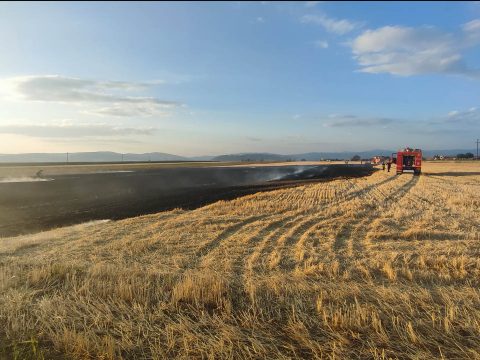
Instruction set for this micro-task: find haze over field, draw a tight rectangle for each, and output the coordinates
[1,2,480,156]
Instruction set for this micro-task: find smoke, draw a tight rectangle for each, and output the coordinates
[266,166,326,181]
[72,219,111,229]
[91,170,134,174]
[0,177,54,183]
[208,165,320,185]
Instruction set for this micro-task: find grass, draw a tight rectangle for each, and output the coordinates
[0,161,479,359]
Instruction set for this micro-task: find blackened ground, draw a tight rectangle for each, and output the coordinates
[0,164,374,237]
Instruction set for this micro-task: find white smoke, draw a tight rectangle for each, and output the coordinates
[0,177,54,183]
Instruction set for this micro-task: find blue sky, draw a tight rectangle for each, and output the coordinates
[0,1,479,155]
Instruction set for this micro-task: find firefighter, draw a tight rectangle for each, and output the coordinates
[387,159,392,172]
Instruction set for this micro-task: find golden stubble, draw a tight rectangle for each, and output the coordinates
[0,161,479,359]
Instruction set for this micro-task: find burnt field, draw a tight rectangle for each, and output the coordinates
[0,164,373,237]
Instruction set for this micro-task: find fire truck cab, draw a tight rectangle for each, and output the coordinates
[393,148,422,175]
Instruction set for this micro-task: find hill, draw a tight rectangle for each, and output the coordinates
[0,149,475,163]
[0,151,188,163]
[212,152,291,162]
[212,149,476,161]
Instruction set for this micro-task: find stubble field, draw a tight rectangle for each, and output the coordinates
[0,161,479,359]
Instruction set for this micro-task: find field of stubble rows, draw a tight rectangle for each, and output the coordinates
[0,161,479,359]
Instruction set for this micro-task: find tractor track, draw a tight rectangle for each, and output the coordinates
[194,215,268,266]
[332,175,419,270]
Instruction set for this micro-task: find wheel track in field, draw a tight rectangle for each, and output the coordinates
[189,215,268,270]
[197,213,295,273]
[332,175,420,271]
[364,173,474,245]
[264,172,395,271]
[263,212,337,272]
[242,183,373,275]
[226,213,302,303]
[197,215,268,256]
[174,174,409,285]
[255,175,407,273]
[426,174,480,187]
[170,215,277,300]
[117,210,223,254]
[257,175,405,273]
[426,177,479,197]
[332,176,408,258]
[277,215,341,271]
[246,212,308,275]
[178,176,378,274]
[340,175,398,203]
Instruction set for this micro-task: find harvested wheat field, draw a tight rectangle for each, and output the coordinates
[1,161,479,359]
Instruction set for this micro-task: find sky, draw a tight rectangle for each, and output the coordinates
[0,1,479,156]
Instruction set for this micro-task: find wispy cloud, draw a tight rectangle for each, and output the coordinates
[305,1,322,8]
[314,40,329,48]
[324,114,395,127]
[2,75,181,117]
[301,13,361,35]
[82,104,170,118]
[256,16,265,23]
[441,107,480,125]
[350,21,480,78]
[0,123,156,138]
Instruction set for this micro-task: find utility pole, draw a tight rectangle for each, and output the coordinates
[66,152,69,163]
[121,153,124,162]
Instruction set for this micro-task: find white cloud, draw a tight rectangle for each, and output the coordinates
[305,1,322,7]
[443,106,480,125]
[351,23,480,78]
[0,123,156,138]
[2,75,180,117]
[463,19,480,33]
[324,114,395,127]
[463,19,480,45]
[82,104,170,118]
[301,14,360,35]
[314,40,329,48]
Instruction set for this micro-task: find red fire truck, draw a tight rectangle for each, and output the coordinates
[392,148,422,175]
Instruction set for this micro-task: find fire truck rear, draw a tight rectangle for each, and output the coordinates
[392,148,422,175]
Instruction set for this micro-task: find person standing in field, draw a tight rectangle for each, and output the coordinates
[387,159,392,172]
[382,161,385,171]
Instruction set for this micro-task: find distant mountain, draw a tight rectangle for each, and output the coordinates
[212,149,477,162]
[121,152,187,162]
[0,149,475,163]
[212,151,392,162]
[188,155,215,161]
[0,151,188,163]
[213,153,290,162]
